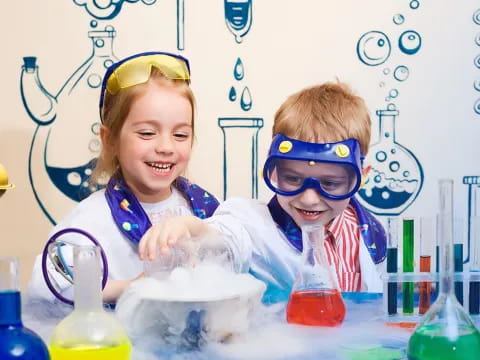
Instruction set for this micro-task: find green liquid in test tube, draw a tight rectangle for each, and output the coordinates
[403,218,414,314]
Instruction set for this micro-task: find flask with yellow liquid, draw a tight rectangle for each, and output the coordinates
[49,245,131,359]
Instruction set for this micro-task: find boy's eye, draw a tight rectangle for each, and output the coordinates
[282,174,303,185]
[320,179,346,191]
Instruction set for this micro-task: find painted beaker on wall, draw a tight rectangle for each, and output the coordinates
[357,109,424,215]
[218,117,263,200]
[20,27,118,224]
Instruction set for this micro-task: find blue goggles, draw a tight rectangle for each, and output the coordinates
[99,51,191,121]
[263,134,364,200]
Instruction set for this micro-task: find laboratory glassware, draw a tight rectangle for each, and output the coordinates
[470,215,480,315]
[403,218,414,314]
[419,217,435,314]
[386,217,399,315]
[407,179,480,360]
[49,245,131,359]
[286,225,346,327]
[0,257,50,359]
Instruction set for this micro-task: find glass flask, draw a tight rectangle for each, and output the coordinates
[49,245,131,359]
[357,109,424,215]
[144,233,237,280]
[0,257,50,359]
[407,179,480,360]
[286,225,346,327]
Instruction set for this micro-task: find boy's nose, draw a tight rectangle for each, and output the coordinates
[298,187,324,205]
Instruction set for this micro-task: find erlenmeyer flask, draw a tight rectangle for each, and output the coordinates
[0,257,50,359]
[407,179,480,360]
[286,225,346,327]
[49,245,131,359]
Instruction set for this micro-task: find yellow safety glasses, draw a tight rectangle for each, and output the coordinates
[99,51,191,114]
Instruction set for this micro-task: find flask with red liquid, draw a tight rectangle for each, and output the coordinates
[286,225,346,327]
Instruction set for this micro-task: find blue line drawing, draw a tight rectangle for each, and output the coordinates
[234,57,244,80]
[393,65,409,81]
[357,108,424,216]
[240,87,252,111]
[409,0,420,10]
[20,27,118,224]
[220,56,262,200]
[218,118,263,200]
[475,9,480,25]
[398,30,422,55]
[224,0,253,44]
[463,176,480,264]
[229,58,252,112]
[177,0,185,50]
[73,0,157,20]
[356,31,391,66]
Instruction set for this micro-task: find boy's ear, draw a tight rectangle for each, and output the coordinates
[360,165,371,188]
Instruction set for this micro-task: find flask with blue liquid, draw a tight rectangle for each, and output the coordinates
[0,257,50,359]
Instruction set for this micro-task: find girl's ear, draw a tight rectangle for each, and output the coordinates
[100,125,110,147]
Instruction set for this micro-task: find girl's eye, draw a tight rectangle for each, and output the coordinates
[138,131,155,137]
[174,132,190,139]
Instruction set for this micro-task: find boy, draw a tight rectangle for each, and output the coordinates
[139,81,386,304]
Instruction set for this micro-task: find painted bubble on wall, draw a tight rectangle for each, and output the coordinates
[398,30,422,55]
[357,31,391,66]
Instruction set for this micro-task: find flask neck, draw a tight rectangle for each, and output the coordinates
[438,180,455,295]
[73,246,103,312]
[376,110,398,143]
[89,31,116,58]
[0,291,22,326]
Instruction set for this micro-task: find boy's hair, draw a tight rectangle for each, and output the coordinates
[272,81,371,155]
[91,67,195,185]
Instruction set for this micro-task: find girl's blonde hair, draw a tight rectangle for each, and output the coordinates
[272,81,371,155]
[91,67,195,185]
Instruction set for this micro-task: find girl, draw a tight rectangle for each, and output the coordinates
[28,52,219,304]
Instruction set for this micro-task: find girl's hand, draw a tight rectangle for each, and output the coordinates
[138,216,213,261]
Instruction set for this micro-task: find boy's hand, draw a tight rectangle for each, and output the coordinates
[138,216,212,261]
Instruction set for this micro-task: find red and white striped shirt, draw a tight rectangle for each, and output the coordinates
[323,204,361,291]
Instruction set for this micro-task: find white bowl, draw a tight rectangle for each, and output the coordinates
[116,267,266,346]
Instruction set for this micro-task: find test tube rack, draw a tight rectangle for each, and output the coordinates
[383,271,480,325]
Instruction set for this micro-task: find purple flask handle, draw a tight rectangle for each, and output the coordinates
[41,227,109,306]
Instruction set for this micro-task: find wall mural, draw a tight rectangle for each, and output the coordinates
[219,0,263,200]
[354,2,424,216]
[20,1,157,225]
[17,0,477,242]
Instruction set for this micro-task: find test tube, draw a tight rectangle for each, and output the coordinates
[418,217,434,314]
[387,217,399,315]
[454,218,464,305]
[403,218,414,314]
[469,185,480,315]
